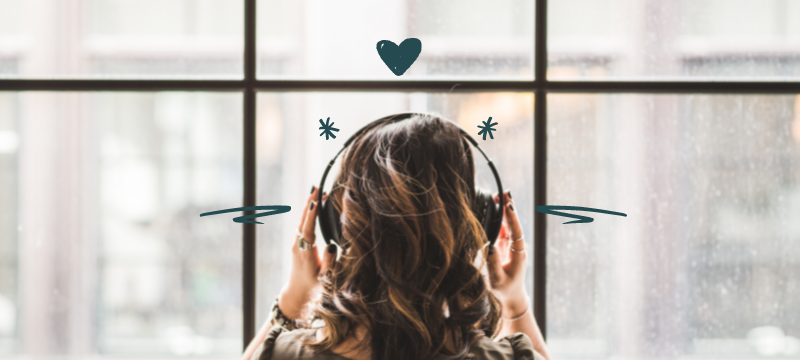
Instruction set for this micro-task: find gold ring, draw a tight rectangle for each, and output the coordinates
[510,236,524,242]
[297,230,315,251]
[509,240,526,253]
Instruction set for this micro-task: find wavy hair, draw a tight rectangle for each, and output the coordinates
[301,113,502,360]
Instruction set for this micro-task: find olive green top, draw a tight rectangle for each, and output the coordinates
[251,324,546,360]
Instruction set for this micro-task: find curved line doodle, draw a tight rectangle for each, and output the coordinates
[200,205,291,224]
[535,205,627,224]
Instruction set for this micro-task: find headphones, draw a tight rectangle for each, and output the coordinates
[316,113,506,249]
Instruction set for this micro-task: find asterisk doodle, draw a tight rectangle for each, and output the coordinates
[319,117,340,140]
[477,117,498,140]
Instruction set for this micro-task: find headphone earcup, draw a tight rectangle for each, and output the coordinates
[476,188,503,244]
[318,197,342,246]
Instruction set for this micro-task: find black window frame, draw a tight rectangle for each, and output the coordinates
[2,0,800,352]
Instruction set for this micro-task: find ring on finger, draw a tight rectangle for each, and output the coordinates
[297,230,315,251]
[509,240,527,253]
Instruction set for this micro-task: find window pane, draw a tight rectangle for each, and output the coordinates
[549,0,800,80]
[255,92,534,326]
[0,0,243,78]
[547,94,800,358]
[6,92,242,357]
[0,93,17,354]
[257,0,534,79]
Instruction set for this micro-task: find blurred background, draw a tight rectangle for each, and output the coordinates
[0,0,799,359]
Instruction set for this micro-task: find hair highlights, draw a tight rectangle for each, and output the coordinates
[302,114,502,360]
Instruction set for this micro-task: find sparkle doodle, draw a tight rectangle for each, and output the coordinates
[319,117,339,140]
[477,117,498,140]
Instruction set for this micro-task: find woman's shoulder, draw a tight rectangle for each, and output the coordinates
[466,332,547,360]
[252,324,546,360]
[250,324,346,360]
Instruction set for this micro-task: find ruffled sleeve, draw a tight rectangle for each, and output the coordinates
[253,325,546,360]
[469,332,548,360]
[250,324,287,360]
[500,332,547,360]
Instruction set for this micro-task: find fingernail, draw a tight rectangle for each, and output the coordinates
[509,203,515,212]
[310,186,316,194]
[327,244,337,254]
[309,201,316,211]
[507,191,513,199]
[488,246,495,256]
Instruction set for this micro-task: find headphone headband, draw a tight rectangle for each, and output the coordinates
[316,113,505,247]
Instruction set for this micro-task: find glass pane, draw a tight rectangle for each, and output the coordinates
[549,0,800,80]
[257,0,534,79]
[255,92,534,327]
[0,0,243,79]
[547,94,800,358]
[0,93,17,354]
[6,92,242,357]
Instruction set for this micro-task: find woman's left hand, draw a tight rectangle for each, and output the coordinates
[278,186,338,320]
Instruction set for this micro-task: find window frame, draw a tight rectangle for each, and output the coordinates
[2,0,800,352]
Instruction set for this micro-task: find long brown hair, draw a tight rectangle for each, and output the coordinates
[302,113,502,360]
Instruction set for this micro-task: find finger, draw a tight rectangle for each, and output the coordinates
[484,244,506,286]
[503,238,528,275]
[495,194,511,263]
[298,186,319,232]
[494,192,502,238]
[503,191,523,243]
[302,198,320,253]
[316,193,328,237]
[319,244,337,277]
[502,193,527,273]
[498,222,511,264]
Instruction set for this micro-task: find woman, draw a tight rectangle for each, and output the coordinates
[243,113,551,360]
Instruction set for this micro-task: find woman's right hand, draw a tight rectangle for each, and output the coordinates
[484,191,530,317]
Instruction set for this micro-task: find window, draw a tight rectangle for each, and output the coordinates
[256,0,533,79]
[547,94,800,357]
[4,92,243,355]
[1,0,798,359]
[253,92,534,329]
[549,0,800,80]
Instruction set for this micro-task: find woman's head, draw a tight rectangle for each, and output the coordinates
[304,113,502,360]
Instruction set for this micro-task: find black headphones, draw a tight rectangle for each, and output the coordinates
[316,113,506,249]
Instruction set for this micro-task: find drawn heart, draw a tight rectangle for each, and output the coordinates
[376,38,422,76]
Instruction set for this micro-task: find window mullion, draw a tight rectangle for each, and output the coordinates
[533,0,548,340]
[243,0,258,351]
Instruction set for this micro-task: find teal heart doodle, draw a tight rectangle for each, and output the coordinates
[376,38,422,76]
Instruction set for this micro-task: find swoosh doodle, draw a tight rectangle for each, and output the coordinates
[200,205,291,224]
[535,206,627,224]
